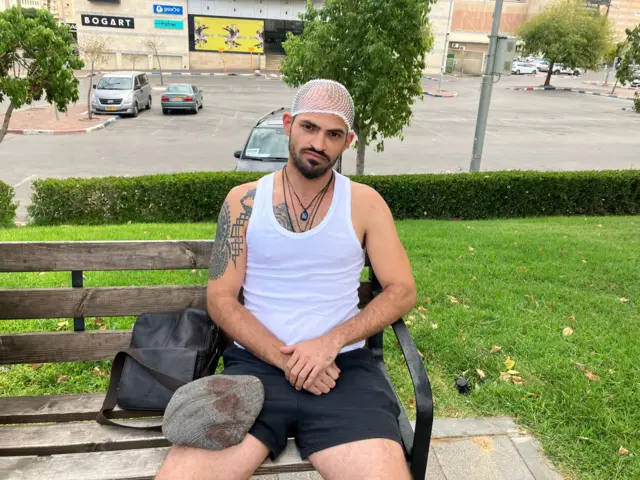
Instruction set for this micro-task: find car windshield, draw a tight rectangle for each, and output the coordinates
[244,127,289,160]
[166,85,192,93]
[97,77,133,90]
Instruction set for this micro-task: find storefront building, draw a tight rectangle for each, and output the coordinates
[74,0,189,70]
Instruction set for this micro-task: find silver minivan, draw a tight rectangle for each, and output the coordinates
[91,71,153,117]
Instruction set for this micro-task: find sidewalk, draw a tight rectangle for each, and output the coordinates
[254,417,564,480]
[1,103,119,134]
[507,85,636,101]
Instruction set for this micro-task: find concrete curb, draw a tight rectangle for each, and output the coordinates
[621,106,638,112]
[423,75,460,83]
[424,89,458,98]
[7,115,120,135]
[507,85,634,101]
[149,71,283,79]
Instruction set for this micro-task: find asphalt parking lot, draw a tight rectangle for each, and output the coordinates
[2,71,639,221]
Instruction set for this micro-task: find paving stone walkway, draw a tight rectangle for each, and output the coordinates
[254,417,563,480]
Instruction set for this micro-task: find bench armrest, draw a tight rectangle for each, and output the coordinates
[391,318,434,480]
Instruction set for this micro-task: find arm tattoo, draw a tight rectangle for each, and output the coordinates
[209,201,231,280]
[229,189,255,266]
[209,188,256,280]
[273,202,294,231]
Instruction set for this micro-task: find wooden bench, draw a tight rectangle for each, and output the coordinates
[0,240,434,479]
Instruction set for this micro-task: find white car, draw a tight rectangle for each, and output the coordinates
[552,65,582,76]
[511,62,537,75]
[532,60,550,72]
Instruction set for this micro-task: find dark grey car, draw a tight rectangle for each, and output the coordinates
[234,108,342,173]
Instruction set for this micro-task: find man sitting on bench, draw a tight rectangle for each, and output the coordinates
[156,79,417,480]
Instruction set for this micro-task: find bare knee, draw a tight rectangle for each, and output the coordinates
[155,435,269,480]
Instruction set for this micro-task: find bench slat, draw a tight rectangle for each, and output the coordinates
[0,286,207,320]
[0,331,131,364]
[0,393,148,424]
[0,241,213,273]
[0,282,372,322]
[0,418,168,456]
[0,442,311,479]
[0,240,371,273]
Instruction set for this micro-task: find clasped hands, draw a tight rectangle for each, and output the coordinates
[279,333,343,396]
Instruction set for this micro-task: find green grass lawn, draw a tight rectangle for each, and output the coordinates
[1,217,639,479]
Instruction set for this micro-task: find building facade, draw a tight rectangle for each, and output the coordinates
[607,0,640,40]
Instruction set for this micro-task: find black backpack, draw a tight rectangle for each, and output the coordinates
[97,307,222,431]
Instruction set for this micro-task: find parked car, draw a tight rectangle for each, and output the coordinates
[552,65,582,76]
[511,62,537,75]
[91,71,152,117]
[532,59,550,72]
[161,84,204,114]
[234,107,343,173]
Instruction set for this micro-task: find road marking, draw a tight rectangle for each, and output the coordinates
[13,174,37,188]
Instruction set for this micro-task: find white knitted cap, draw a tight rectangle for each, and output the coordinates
[291,79,355,131]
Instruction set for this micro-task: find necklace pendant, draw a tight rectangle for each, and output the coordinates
[300,210,309,221]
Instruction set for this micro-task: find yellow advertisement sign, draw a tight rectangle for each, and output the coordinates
[193,16,264,54]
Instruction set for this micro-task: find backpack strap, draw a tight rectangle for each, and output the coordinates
[97,348,187,431]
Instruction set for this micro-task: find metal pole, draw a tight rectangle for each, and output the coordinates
[438,0,455,92]
[469,0,504,173]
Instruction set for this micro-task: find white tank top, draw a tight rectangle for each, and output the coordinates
[238,170,366,353]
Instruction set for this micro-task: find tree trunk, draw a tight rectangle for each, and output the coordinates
[356,132,366,175]
[544,61,554,86]
[0,102,15,145]
[87,62,94,120]
[611,78,618,94]
[156,53,163,85]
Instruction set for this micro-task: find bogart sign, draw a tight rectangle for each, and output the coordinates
[81,14,135,29]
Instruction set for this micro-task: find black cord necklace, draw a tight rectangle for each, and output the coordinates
[283,165,334,222]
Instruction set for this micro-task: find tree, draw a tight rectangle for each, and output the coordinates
[613,25,640,111]
[144,37,164,85]
[0,7,83,144]
[602,44,617,85]
[280,0,434,175]
[517,0,613,87]
[78,36,110,120]
[123,53,140,70]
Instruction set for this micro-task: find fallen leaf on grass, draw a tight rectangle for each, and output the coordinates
[476,369,486,379]
[166,235,172,240]
[56,321,69,331]
[99,325,107,331]
[127,220,132,225]
[408,398,416,409]
[408,315,416,322]
[581,259,587,264]
[94,318,105,327]
[572,361,586,371]
[468,246,475,252]
[511,376,526,385]
[417,350,424,359]
[565,315,576,322]
[431,323,438,329]
[586,371,601,382]
[31,363,43,370]
[57,375,70,384]
[92,367,108,377]
[597,224,603,228]
[471,276,477,281]
[406,320,413,326]
[399,387,404,393]
[563,327,574,337]
[524,392,538,398]
[519,267,527,272]
[490,345,502,354]
[423,297,432,304]
[447,295,459,304]
[191,269,197,273]
[618,446,630,456]
[514,242,519,246]
[499,372,512,382]
[463,305,470,309]
[417,306,428,314]
[505,356,516,370]
[619,298,630,303]
[539,248,545,253]
[507,370,520,375]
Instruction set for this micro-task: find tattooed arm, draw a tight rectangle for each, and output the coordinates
[206,184,290,370]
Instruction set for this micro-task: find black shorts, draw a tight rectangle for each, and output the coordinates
[221,346,403,460]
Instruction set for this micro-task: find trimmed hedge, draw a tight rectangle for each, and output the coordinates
[0,181,18,227]
[27,170,640,225]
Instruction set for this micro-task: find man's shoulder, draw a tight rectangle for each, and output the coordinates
[227,180,260,204]
[349,179,387,210]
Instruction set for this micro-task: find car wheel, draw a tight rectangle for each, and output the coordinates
[573,70,580,76]
[192,105,199,114]
[162,108,168,114]
[516,70,520,75]
[146,96,152,110]
[554,70,560,75]
[199,100,203,110]
[132,102,139,118]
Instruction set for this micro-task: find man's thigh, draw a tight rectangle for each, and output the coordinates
[294,348,405,462]
[221,346,298,461]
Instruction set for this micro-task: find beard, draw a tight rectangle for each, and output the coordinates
[289,137,339,180]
